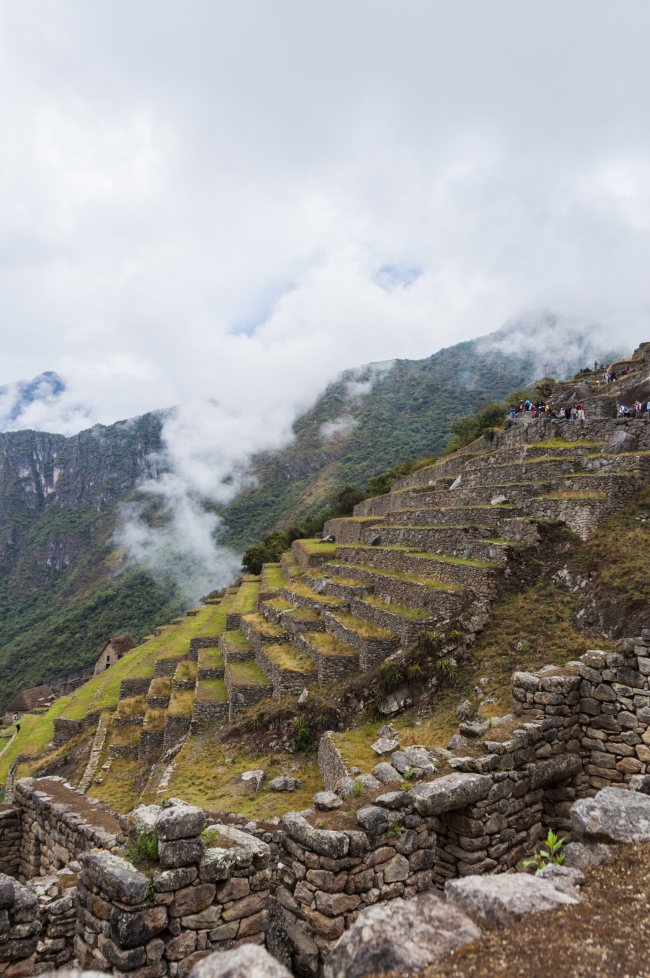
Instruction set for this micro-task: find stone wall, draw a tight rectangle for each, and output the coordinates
[14,779,117,882]
[0,809,21,879]
[52,719,83,747]
[74,804,272,978]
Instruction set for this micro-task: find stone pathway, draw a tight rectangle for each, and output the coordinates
[78,714,108,793]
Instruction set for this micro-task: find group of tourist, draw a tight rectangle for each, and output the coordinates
[509,401,585,421]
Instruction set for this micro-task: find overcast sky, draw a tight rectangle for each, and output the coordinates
[0,0,649,438]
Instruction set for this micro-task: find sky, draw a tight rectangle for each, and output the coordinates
[1,2,650,596]
[0,0,649,439]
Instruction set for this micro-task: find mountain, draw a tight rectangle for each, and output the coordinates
[217,323,624,547]
[0,322,625,711]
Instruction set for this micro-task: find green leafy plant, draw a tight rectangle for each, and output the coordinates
[402,769,414,781]
[386,824,403,838]
[318,821,324,829]
[522,830,566,873]
[62,750,69,763]
[353,778,363,797]
[125,829,159,865]
[400,783,411,792]
[249,714,263,731]
[295,723,313,751]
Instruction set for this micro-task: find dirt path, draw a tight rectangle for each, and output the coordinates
[428,842,650,978]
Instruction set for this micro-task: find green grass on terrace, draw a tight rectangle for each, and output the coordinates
[281,551,303,578]
[326,561,464,590]
[168,689,195,717]
[261,564,286,589]
[543,493,607,500]
[359,594,435,619]
[193,593,236,638]
[263,643,317,674]
[533,438,603,449]
[198,647,224,670]
[229,581,261,616]
[112,724,141,747]
[261,598,293,613]
[143,708,167,732]
[116,696,147,717]
[148,676,172,697]
[241,613,287,639]
[284,607,321,622]
[331,611,394,639]
[335,546,498,568]
[304,632,357,657]
[227,660,271,687]
[221,630,253,651]
[293,539,337,556]
[282,580,347,604]
[196,678,228,703]
[175,661,197,682]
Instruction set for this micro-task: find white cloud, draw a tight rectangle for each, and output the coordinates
[0,1,650,588]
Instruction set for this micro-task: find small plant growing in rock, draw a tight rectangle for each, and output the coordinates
[402,769,414,781]
[400,783,411,792]
[522,830,566,873]
[353,778,363,797]
[437,658,457,678]
[386,824,403,838]
[295,720,312,751]
[249,714,263,730]
[318,821,324,829]
[125,829,158,865]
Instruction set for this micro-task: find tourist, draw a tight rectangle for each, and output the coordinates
[509,406,515,420]
[577,402,585,420]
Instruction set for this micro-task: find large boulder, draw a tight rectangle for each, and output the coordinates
[156,804,205,841]
[570,786,650,843]
[189,945,292,978]
[323,892,481,978]
[281,813,349,859]
[445,873,581,924]
[407,773,491,816]
[527,753,582,789]
[81,852,149,906]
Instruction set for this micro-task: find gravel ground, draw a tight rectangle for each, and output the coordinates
[425,842,650,978]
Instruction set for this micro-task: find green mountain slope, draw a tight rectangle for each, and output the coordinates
[0,326,620,711]
[217,340,541,547]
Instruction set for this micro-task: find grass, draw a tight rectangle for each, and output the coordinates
[359,595,434,619]
[116,696,147,718]
[326,562,464,591]
[304,633,357,657]
[281,552,303,578]
[282,581,346,604]
[154,734,322,817]
[241,613,287,640]
[195,594,235,638]
[293,539,337,557]
[230,582,261,616]
[261,598,293,614]
[331,612,394,640]
[195,678,228,703]
[112,724,141,747]
[198,647,224,670]
[533,438,602,450]
[175,661,197,682]
[261,564,286,590]
[148,676,172,697]
[263,644,317,674]
[336,545,498,568]
[228,661,272,687]
[221,630,253,652]
[90,758,142,813]
[168,690,195,717]
[284,608,321,623]
[142,708,167,732]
